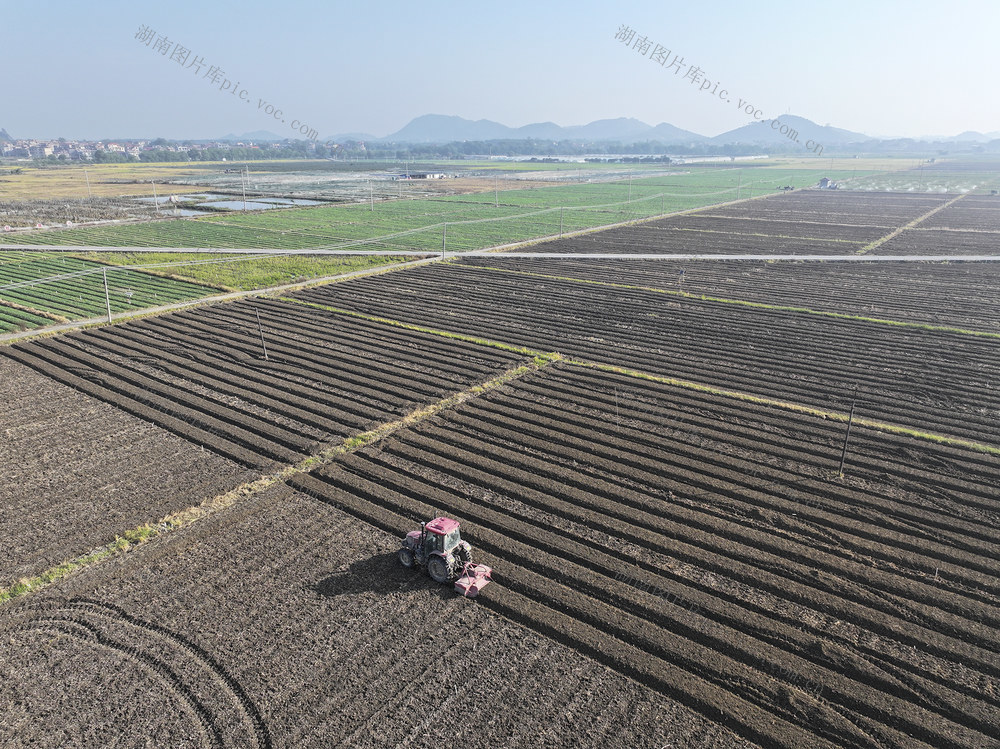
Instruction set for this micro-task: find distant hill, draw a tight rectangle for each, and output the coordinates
[0,128,12,142]
[325,131,379,142]
[946,130,1000,142]
[375,114,706,145]
[218,130,283,142]
[712,115,868,146]
[384,115,515,143]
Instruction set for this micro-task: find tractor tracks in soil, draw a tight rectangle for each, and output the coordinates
[9,598,271,749]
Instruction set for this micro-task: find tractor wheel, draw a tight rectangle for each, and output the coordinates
[427,556,450,583]
[398,547,415,568]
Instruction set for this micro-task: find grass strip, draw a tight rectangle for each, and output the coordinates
[0,357,555,607]
[858,194,967,255]
[463,263,1000,340]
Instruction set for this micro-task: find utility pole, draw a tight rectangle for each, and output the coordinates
[559,207,564,237]
[838,388,858,477]
[736,171,742,200]
[369,180,374,211]
[152,181,161,215]
[495,175,499,208]
[628,173,632,202]
[84,169,92,199]
[241,168,248,211]
[255,308,269,361]
[102,268,112,324]
[441,224,447,258]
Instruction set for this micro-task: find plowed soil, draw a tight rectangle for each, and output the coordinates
[291,263,1000,447]
[294,363,1000,749]
[0,357,254,587]
[457,256,1000,331]
[0,484,757,749]
[1,298,527,470]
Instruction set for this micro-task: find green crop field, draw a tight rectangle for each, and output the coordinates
[0,255,219,327]
[7,166,880,253]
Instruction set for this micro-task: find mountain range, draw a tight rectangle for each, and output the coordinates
[312,114,997,146]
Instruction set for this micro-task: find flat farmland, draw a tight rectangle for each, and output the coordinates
[0,357,254,588]
[293,363,1000,749]
[290,263,1000,448]
[459,257,1000,331]
[520,215,877,255]
[873,229,1000,256]
[703,191,952,226]
[520,227,862,256]
[1,297,527,470]
[5,171,1000,748]
[0,483,751,749]
[919,195,1000,230]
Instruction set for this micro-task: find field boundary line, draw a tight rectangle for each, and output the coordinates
[0,255,439,346]
[0,356,557,608]
[458,263,1000,340]
[858,194,966,255]
[566,359,1000,456]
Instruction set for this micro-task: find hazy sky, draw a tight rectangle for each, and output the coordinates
[3,0,997,140]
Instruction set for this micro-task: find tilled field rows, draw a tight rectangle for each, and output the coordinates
[0,298,527,469]
[458,257,1000,332]
[0,484,735,749]
[290,264,1000,447]
[921,195,1000,231]
[290,364,1000,749]
[875,228,1000,256]
[702,191,953,226]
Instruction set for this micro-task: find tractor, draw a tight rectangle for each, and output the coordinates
[398,517,492,597]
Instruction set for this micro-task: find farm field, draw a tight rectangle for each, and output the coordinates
[920,194,1000,230]
[289,262,1000,448]
[2,162,1000,747]
[515,216,877,255]
[4,168,872,252]
[849,159,1000,194]
[0,357,254,588]
[0,483,752,749]
[0,254,219,329]
[703,190,953,225]
[510,191,968,255]
[873,228,1000,256]
[292,362,1000,749]
[1,297,529,470]
[458,256,1000,331]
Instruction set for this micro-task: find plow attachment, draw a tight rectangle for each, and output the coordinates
[454,562,493,598]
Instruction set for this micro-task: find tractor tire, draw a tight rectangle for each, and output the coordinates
[427,556,450,583]
[398,547,415,568]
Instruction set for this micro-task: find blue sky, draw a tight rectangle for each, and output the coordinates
[3,0,998,140]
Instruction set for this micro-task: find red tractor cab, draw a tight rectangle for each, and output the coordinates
[398,517,492,597]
